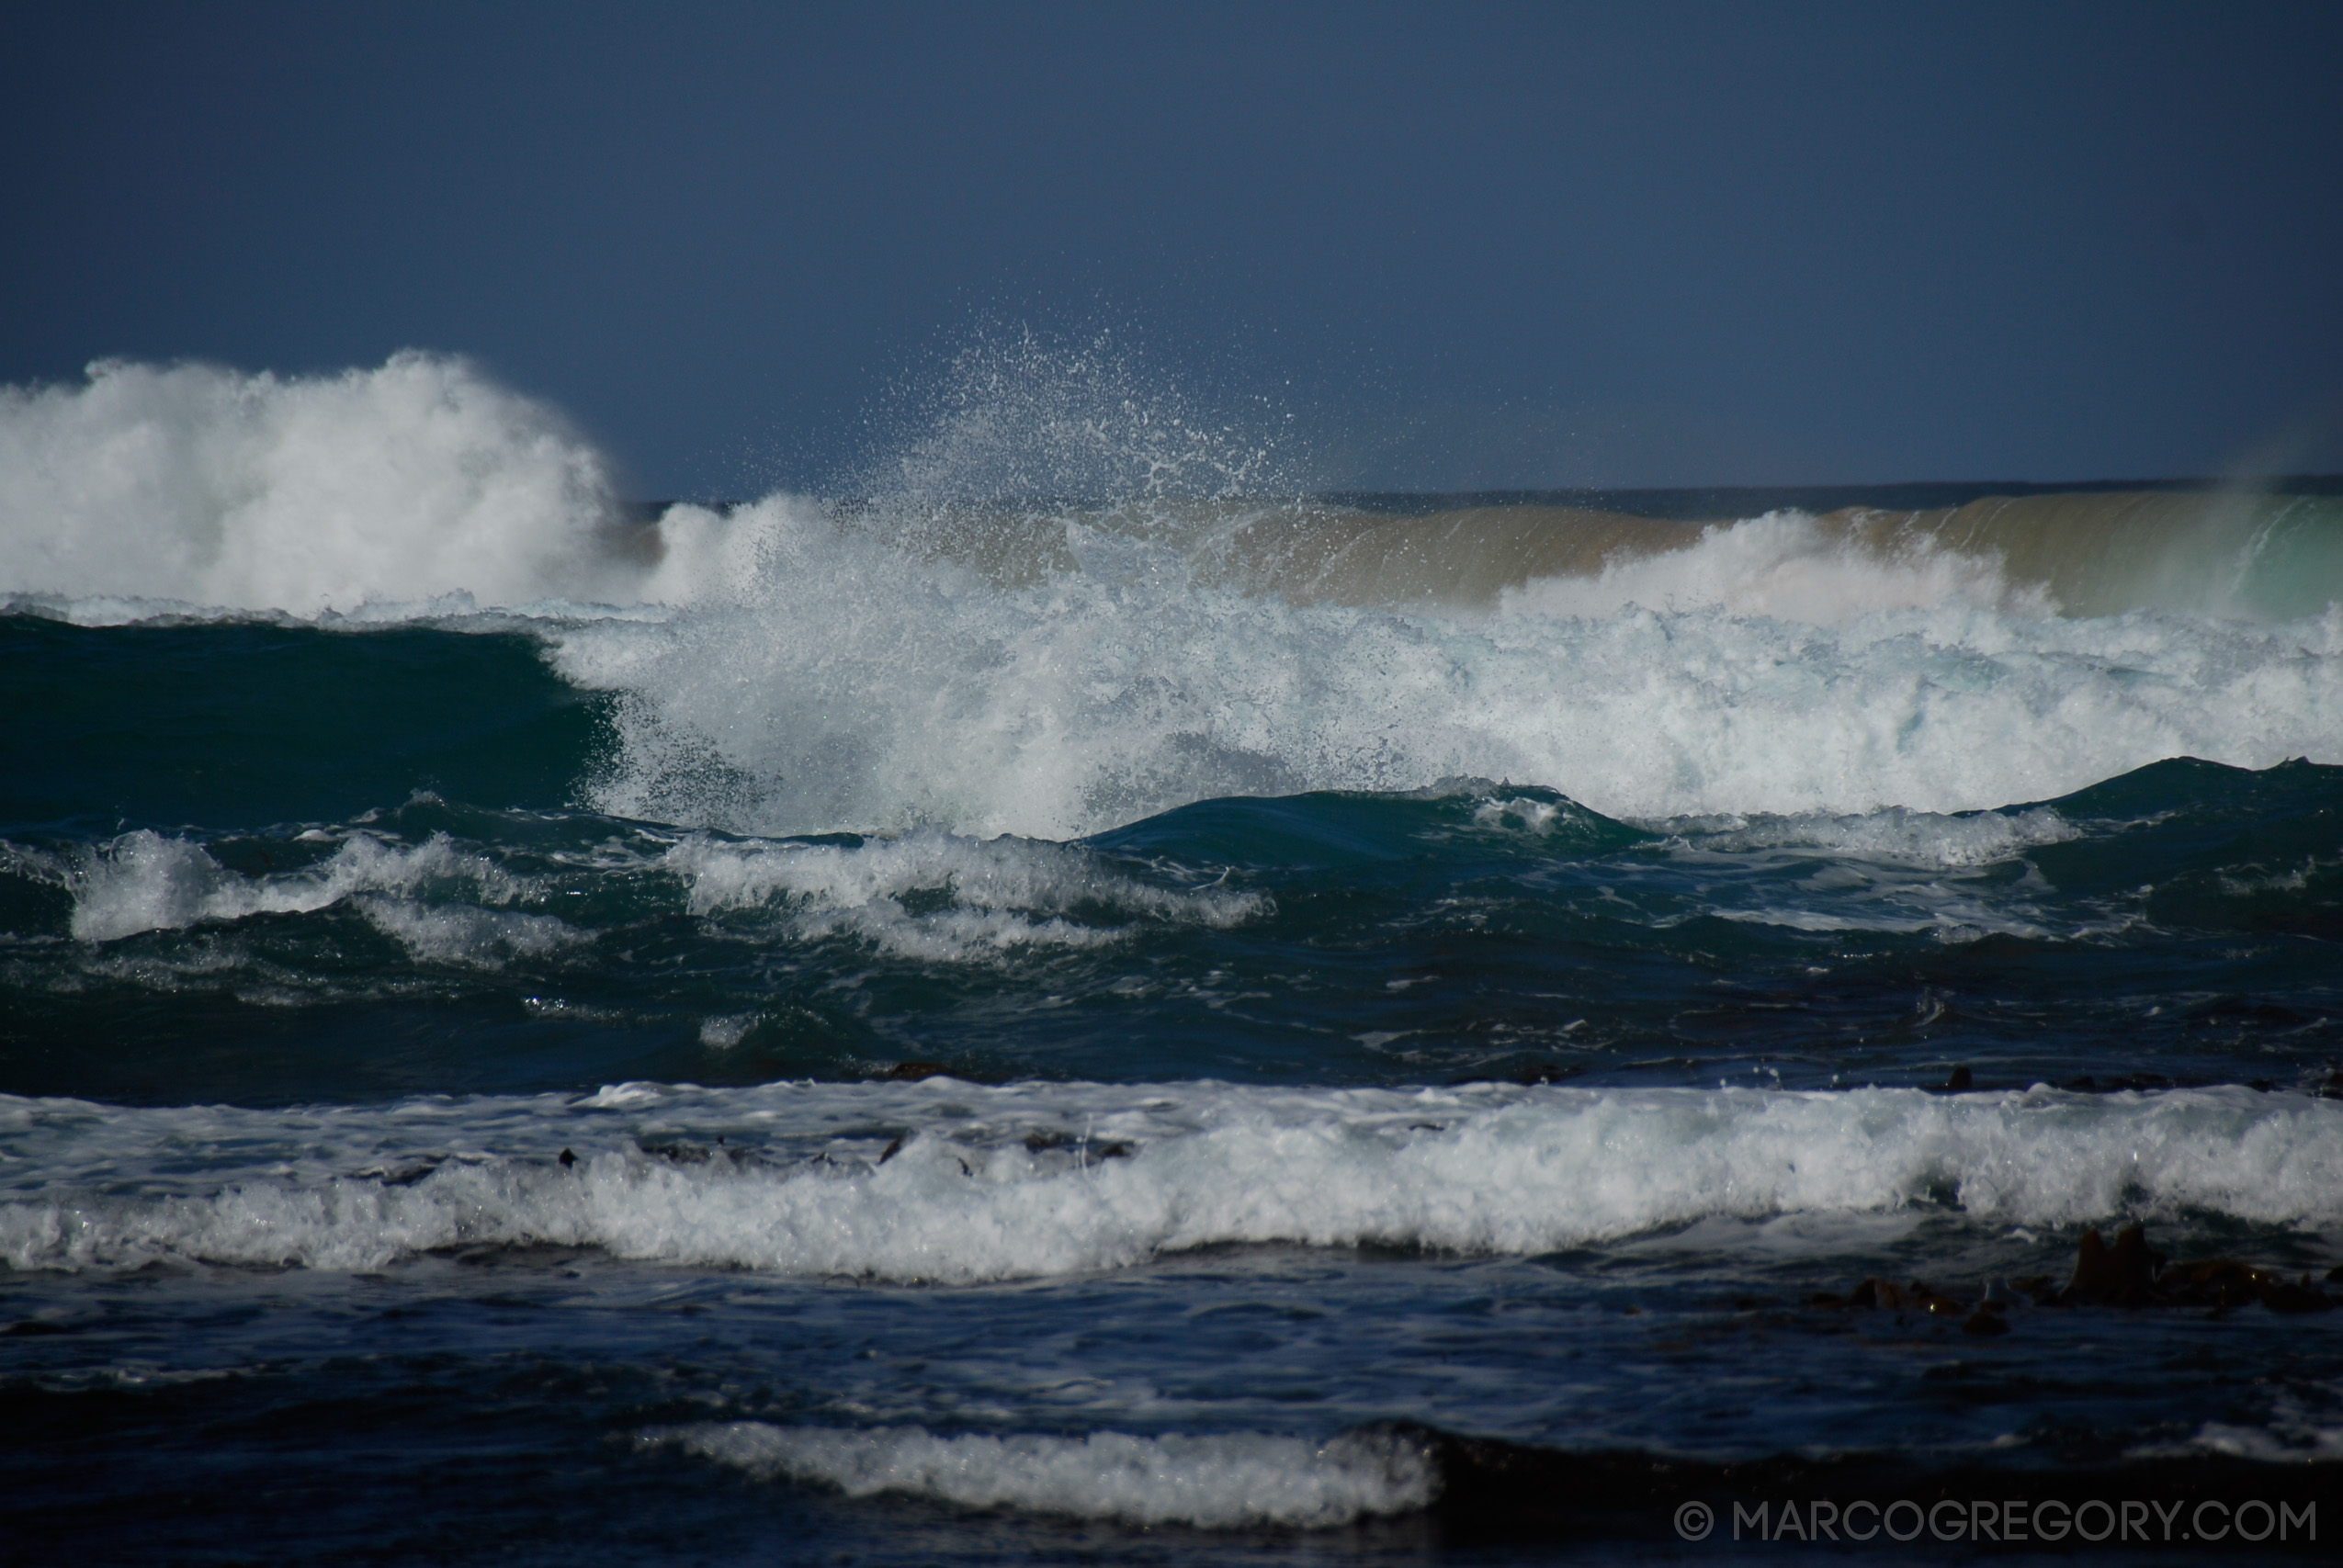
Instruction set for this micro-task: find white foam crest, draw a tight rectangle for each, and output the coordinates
[60,830,573,964]
[1631,807,2088,941]
[1665,806,2080,866]
[662,828,1262,960]
[557,495,2343,837]
[5,1082,2338,1280]
[0,355,667,615]
[1468,796,1572,833]
[2131,1380,2343,1464]
[1499,510,2054,626]
[648,1422,1435,1529]
[2137,1422,2343,1464]
[352,899,581,966]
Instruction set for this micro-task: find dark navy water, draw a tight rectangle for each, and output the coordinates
[3,362,2341,1565]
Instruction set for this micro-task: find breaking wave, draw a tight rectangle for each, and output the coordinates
[557,511,2343,835]
[4,354,2340,839]
[5,1080,2338,1279]
[13,817,1260,969]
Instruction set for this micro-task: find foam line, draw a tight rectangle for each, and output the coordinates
[647,1423,1437,1528]
[3,1082,2337,1279]
[26,821,1259,966]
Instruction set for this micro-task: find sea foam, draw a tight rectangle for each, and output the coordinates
[559,497,2343,836]
[664,829,1262,959]
[0,355,649,614]
[28,820,1258,968]
[48,829,577,966]
[645,1423,1438,1529]
[4,1081,2337,1279]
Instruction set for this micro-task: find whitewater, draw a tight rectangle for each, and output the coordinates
[5,354,2341,1562]
[4,355,2338,840]
[6,1080,2341,1278]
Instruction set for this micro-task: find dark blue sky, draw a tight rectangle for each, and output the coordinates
[5,2,2338,495]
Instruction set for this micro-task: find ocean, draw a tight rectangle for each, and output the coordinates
[3,354,2340,1562]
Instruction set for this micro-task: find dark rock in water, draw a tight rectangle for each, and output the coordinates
[2146,1256,2337,1312]
[2063,1224,2165,1305]
[2060,1072,2177,1094]
[2319,1069,2343,1100]
[2326,1263,2343,1283]
[877,1135,905,1165]
[1023,1130,1133,1159]
[2156,1258,2271,1310]
[557,1147,575,1168]
[1941,1065,1973,1092]
[1839,1278,1894,1308]
[1843,1279,1967,1316]
[1812,1225,2334,1331]
[2051,1226,2337,1312]
[873,1058,1005,1084]
[2257,1275,2336,1314]
[1444,1061,1581,1088]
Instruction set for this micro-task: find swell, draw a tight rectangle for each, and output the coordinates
[1096,490,2343,620]
[0,615,606,831]
[1822,490,2343,621]
[808,485,2343,622]
[4,759,2337,1104]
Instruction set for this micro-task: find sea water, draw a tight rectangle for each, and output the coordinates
[3,355,2340,1562]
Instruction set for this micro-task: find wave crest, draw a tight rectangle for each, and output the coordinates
[648,1423,1437,1529]
[0,355,642,614]
[6,1082,2337,1280]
